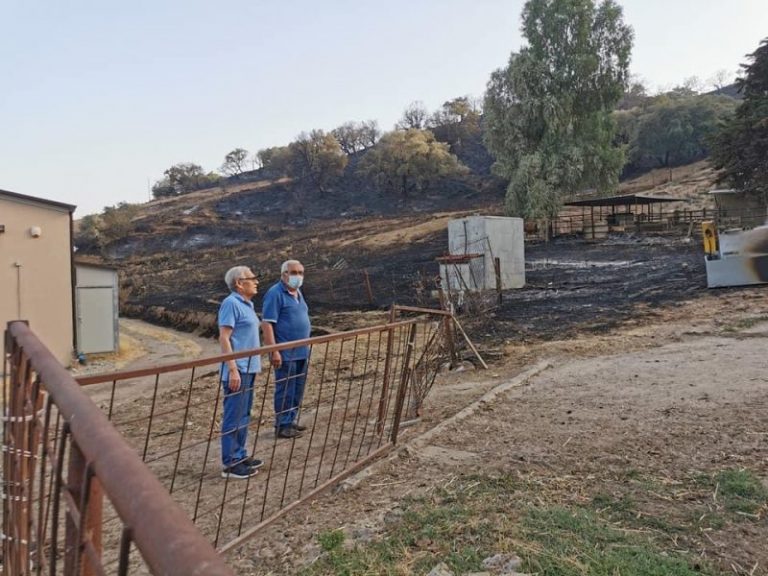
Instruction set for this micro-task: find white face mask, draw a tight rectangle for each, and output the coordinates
[287,275,303,289]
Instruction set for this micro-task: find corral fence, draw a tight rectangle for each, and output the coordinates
[3,306,451,574]
[540,208,766,239]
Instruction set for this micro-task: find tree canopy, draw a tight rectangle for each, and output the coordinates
[616,94,737,171]
[358,129,468,199]
[711,38,768,198]
[289,130,348,193]
[152,163,221,198]
[332,121,380,155]
[220,148,249,177]
[483,0,633,219]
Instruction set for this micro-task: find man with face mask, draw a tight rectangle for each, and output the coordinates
[261,259,312,439]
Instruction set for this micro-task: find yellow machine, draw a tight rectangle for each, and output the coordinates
[702,221,718,256]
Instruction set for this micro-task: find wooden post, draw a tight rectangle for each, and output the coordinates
[494,257,502,306]
[375,305,397,436]
[363,269,375,306]
[437,287,458,367]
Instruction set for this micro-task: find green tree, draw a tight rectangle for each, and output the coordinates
[358,129,468,199]
[711,38,768,198]
[483,0,633,220]
[289,130,348,193]
[628,95,736,169]
[429,96,482,154]
[221,148,249,177]
[153,163,219,197]
[256,146,293,177]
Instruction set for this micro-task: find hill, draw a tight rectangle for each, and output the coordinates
[75,160,719,337]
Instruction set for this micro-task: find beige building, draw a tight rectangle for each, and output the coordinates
[1,189,76,366]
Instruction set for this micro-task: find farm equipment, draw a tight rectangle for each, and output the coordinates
[702,220,768,288]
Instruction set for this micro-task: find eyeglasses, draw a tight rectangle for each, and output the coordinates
[239,276,258,283]
[286,270,304,276]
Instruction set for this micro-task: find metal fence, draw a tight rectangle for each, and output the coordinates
[3,307,449,574]
[544,208,767,238]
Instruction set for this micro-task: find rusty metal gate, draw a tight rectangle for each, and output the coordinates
[2,307,449,574]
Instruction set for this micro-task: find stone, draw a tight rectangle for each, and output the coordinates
[426,561,455,576]
[481,553,523,573]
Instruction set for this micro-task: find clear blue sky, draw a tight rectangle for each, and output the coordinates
[2,0,766,216]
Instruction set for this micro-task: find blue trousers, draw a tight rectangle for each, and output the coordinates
[221,372,255,467]
[274,359,308,428]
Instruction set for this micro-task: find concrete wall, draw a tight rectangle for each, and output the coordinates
[443,216,525,291]
[0,195,74,365]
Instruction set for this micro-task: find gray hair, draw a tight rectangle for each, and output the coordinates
[224,266,251,290]
[280,259,302,274]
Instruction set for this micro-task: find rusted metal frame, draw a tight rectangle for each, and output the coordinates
[49,422,70,575]
[10,340,33,573]
[8,321,235,576]
[298,342,330,497]
[114,391,214,430]
[343,332,373,469]
[356,329,385,460]
[193,375,224,523]
[70,459,103,576]
[390,324,418,444]
[106,380,117,420]
[313,337,346,489]
[377,323,408,448]
[392,305,452,317]
[218,443,393,555]
[1,329,9,573]
[328,334,360,479]
[3,336,20,575]
[375,307,398,437]
[275,347,313,511]
[277,416,300,510]
[140,373,161,460]
[34,395,55,576]
[213,383,237,548]
[25,374,45,573]
[75,318,421,386]
[169,366,197,493]
[259,368,282,523]
[117,527,132,576]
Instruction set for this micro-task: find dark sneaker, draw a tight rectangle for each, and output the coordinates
[291,422,307,432]
[245,457,264,470]
[276,426,304,439]
[221,462,257,479]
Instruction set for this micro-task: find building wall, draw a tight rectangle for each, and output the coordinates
[0,196,74,365]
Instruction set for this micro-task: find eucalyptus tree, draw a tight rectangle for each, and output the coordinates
[484,0,633,220]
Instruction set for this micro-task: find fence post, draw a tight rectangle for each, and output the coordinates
[494,257,502,306]
[375,306,397,436]
[363,269,375,306]
[64,444,103,576]
[390,323,417,445]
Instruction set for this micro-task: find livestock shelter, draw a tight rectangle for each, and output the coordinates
[0,188,76,366]
[563,193,689,237]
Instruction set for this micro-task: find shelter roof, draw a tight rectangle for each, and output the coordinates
[564,193,688,208]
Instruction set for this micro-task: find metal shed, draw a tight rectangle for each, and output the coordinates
[75,261,119,354]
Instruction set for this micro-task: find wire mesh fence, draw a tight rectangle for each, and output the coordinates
[3,309,448,574]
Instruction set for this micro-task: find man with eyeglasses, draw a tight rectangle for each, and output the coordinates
[218,266,264,479]
[262,259,312,439]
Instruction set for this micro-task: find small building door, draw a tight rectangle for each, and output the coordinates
[76,286,116,353]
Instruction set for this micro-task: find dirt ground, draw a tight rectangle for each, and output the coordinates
[80,278,768,575]
[215,287,767,575]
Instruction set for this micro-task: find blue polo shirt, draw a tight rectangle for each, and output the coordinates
[261,281,311,361]
[218,291,262,378]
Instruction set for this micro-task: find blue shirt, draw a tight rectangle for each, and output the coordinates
[261,281,311,361]
[218,291,262,378]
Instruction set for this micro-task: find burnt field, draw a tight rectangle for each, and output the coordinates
[119,227,708,352]
[463,234,707,345]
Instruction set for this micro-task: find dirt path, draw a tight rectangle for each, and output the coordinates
[73,317,221,405]
[220,289,768,575]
